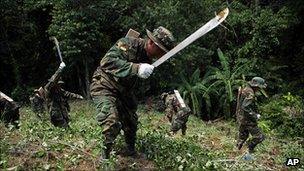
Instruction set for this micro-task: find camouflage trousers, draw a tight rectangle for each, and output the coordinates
[92,89,138,148]
[50,108,69,128]
[169,108,191,135]
[237,122,265,150]
[0,102,19,127]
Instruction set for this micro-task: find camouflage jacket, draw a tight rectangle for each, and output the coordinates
[164,94,191,116]
[0,96,19,120]
[236,85,259,124]
[30,94,45,113]
[90,37,151,97]
[44,67,82,113]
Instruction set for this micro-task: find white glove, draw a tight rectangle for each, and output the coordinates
[138,63,154,79]
[79,96,84,100]
[59,62,66,69]
[256,114,261,119]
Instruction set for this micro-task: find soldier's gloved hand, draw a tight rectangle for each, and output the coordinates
[59,62,66,69]
[256,114,261,120]
[138,63,154,79]
[79,96,84,100]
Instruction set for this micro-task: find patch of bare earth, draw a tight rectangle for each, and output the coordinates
[115,153,155,171]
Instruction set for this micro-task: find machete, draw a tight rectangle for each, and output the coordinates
[152,8,229,67]
[50,37,63,62]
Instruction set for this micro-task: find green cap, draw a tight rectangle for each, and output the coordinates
[147,26,175,52]
[249,77,267,88]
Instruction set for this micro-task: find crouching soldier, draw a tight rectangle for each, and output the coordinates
[161,90,191,135]
[236,77,267,153]
[29,87,46,119]
[44,62,83,128]
[0,91,20,127]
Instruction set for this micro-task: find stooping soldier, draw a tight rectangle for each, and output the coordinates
[235,77,267,153]
[29,88,46,119]
[44,62,83,128]
[0,91,20,127]
[161,90,191,136]
[90,26,175,160]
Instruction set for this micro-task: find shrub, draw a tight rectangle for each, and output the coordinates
[260,93,304,137]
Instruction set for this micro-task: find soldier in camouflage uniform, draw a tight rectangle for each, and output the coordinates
[44,62,84,128]
[161,91,191,135]
[0,91,20,127]
[30,88,46,119]
[235,77,267,153]
[90,26,175,160]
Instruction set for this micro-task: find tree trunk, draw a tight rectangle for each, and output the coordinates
[77,65,85,96]
[84,58,91,100]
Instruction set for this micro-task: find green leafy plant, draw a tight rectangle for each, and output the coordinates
[177,68,212,118]
[205,48,254,117]
[260,92,304,137]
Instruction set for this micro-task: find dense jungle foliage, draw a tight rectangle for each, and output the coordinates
[1,1,304,120]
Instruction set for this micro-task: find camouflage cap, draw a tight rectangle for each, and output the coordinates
[147,26,175,52]
[249,77,267,88]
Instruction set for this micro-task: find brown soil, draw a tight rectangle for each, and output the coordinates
[116,153,155,171]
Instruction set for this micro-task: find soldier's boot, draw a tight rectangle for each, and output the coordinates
[181,127,187,136]
[168,130,177,137]
[99,143,112,162]
[247,143,256,153]
[236,141,245,150]
[247,134,265,153]
[124,135,137,157]
[125,143,137,157]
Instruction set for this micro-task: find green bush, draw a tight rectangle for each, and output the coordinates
[136,130,218,170]
[260,93,304,137]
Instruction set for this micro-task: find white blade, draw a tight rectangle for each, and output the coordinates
[50,37,63,62]
[152,8,229,67]
[0,91,14,102]
[174,90,186,108]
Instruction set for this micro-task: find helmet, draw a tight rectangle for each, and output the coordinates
[146,26,175,52]
[249,77,267,88]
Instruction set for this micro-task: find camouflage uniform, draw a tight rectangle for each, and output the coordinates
[236,77,267,153]
[0,92,20,127]
[44,68,83,128]
[90,27,175,159]
[91,37,151,158]
[162,92,191,135]
[30,91,46,118]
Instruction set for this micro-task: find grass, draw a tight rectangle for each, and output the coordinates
[1,101,303,170]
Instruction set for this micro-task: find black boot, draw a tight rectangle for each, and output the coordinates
[124,136,137,157]
[237,142,244,150]
[247,143,256,153]
[99,143,112,161]
[125,141,136,157]
[181,127,187,136]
